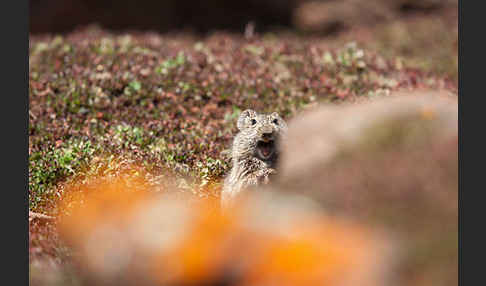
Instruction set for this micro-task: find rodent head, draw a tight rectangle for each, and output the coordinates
[233,109,288,167]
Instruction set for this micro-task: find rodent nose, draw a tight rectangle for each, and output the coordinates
[261,125,273,134]
[262,132,273,140]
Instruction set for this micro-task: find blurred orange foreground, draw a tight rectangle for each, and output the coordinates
[58,172,394,286]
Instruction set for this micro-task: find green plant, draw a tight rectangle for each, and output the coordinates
[29,139,102,212]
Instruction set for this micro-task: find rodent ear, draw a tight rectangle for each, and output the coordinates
[270,112,281,118]
[270,112,285,123]
[237,109,257,130]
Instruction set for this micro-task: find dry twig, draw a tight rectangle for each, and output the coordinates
[29,211,54,221]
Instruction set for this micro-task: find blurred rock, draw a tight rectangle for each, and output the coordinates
[274,90,458,285]
[293,0,392,34]
[54,176,395,286]
[293,0,457,34]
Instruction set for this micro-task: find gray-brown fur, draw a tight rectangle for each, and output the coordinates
[221,109,287,209]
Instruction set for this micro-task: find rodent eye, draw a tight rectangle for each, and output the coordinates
[272,118,279,125]
[251,119,257,125]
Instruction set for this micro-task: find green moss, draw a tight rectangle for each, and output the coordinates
[29,138,102,212]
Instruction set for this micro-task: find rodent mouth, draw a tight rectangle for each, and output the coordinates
[256,139,275,160]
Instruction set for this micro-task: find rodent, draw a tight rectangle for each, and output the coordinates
[221,109,288,209]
